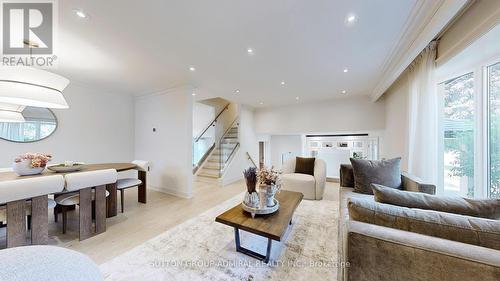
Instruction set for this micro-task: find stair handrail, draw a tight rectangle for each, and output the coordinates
[192,143,215,174]
[218,116,239,144]
[194,103,230,143]
[246,152,257,168]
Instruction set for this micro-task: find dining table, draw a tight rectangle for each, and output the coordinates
[0,163,147,218]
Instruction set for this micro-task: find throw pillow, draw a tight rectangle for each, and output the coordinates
[294,157,315,176]
[372,184,500,219]
[350,158,402,194]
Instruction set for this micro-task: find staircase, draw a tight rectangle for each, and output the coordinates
[197,124,239,180]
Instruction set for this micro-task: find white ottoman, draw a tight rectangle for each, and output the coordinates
[0,246,102,281]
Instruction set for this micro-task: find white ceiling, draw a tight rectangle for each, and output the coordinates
[55,0,421,107]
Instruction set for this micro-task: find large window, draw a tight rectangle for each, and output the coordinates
[439,62,500,198]
[442,73,475,197]
[488,62,500,198]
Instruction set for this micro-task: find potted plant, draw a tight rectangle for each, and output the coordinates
[258,166,282,207]
[13,153,52,176]
[243,167,259,208]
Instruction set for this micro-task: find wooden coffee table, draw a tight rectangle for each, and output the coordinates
[215,190,303,263]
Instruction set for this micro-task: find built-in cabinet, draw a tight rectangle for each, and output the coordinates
[305,135,379,178]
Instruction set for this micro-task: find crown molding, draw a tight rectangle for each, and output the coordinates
[134,83,195,100]
[370,0,469,102]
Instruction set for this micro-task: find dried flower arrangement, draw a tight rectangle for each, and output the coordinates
[257,166,282,187]
[243,167,257,193]
[15,153,52,168]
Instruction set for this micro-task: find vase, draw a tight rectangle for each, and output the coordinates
[243,191,260,208]
[260,184,278,207]
[12,160,44,176]
[245,178,257,194]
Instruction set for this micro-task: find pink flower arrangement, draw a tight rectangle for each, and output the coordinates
[257,166,282,187]
[15,153,52,168]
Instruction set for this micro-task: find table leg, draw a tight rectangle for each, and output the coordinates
[31,195,48,245]
[6,200,26,248]
[95,185,106,234]
[138,170,147,204]
[79,188,92,241]
[106,182,118,218]
[234,227,273,263]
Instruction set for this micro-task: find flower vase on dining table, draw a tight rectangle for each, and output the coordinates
[12,159,44,176]
[12,153,52,176]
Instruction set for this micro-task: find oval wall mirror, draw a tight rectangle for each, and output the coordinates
[0,106,58,143]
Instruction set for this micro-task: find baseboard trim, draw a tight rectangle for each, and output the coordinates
[327,177,339,183]
[148,185,193,199]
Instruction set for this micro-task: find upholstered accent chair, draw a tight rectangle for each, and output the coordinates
[281,157,326,200]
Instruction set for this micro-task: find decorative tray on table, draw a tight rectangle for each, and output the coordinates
[47,163,85,173]
[241,198,280,219]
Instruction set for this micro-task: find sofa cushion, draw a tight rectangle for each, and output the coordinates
[281,173,316,199]
[372,184,500,219]
[348,198,500,251]
[350,158,402,194]
[294,157,315,176]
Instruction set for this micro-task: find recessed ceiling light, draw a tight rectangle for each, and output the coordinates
[259,101,264,105]
[192,92,197,96]
[341,90,347,94]
[295,96,299,100]
[189,66,196,72]
[247,48,254,55]
[345,14,357,25]
[234,89,240,94]
[343,68,349,73]
[281,81,286,86]
[73,9,88,19]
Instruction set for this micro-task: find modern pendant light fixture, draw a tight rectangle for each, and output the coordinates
[0,102,26,122]
[0,40,70,109]
[0,67,70,109]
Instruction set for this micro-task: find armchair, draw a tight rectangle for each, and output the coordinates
[281,158,326,200]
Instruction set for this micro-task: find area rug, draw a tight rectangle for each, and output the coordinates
[100,192,339,281]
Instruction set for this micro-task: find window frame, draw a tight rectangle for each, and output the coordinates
[437,55,500,198]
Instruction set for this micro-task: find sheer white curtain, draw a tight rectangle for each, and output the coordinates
[407,41,438,185]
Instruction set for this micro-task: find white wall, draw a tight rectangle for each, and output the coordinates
[134,87,193,198]
[193,102,214,137]
[254,96,386,134]
[269,135,303,169]
[380,71,409,171]
[221,105,259,185]
[0,83,134,167]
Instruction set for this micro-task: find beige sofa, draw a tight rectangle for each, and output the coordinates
[338,164,500,281]
[281,158,326,200]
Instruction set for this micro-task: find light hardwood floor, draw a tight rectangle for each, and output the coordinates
[48,180,246,264]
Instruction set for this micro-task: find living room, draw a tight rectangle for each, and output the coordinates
[0,0,499,281]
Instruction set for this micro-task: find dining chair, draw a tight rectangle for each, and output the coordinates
[55,169,117,240]
[0,168,58,229]
[117,160,149,213]
[0,174,65,247]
